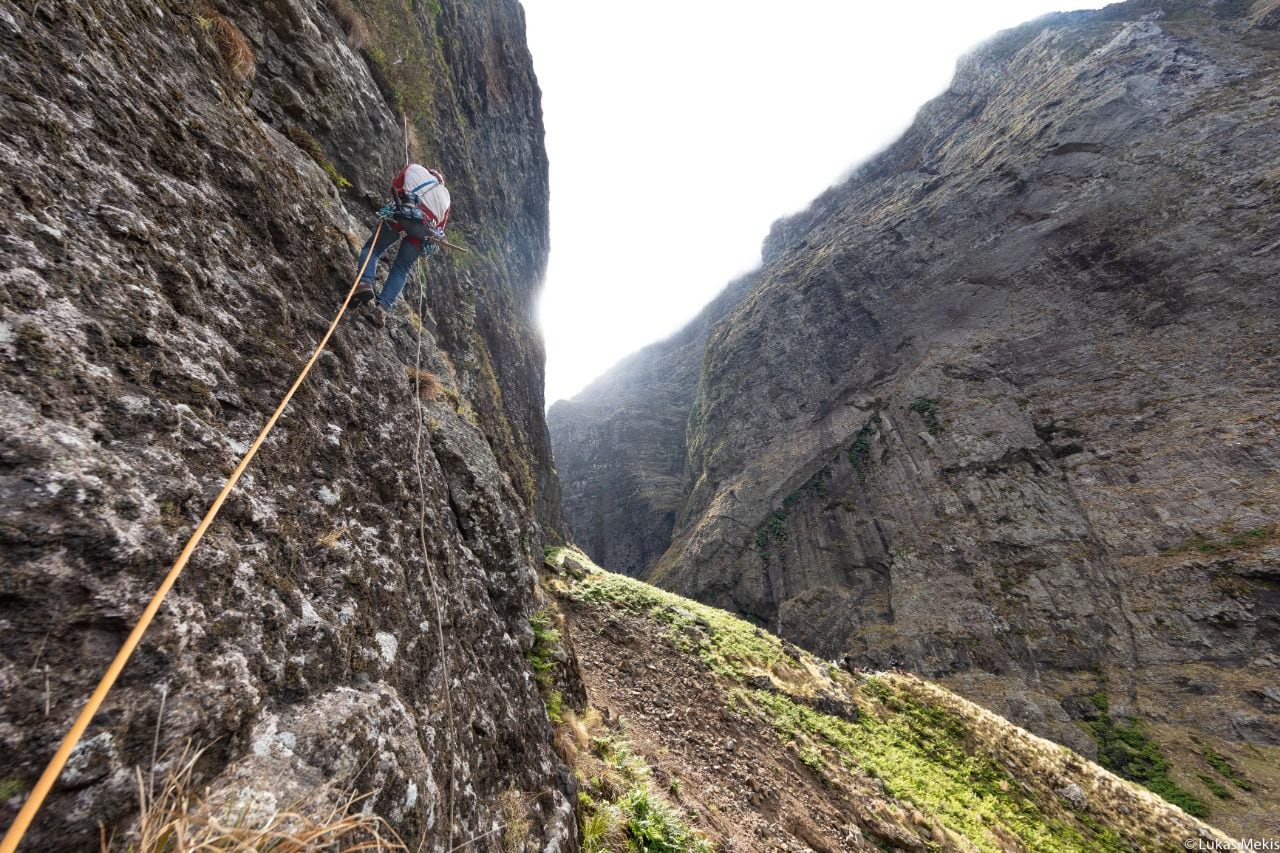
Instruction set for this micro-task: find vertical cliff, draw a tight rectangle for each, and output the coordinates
[550,0,1280,835]
[547,275,755,577]
[1,0,570,848]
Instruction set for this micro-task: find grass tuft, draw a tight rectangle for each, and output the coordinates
[908,397,942,435]
[105,743,404,851]
[403,366,443,401]
[325,0,370,49]
[205,9,255,82]
[527,610,564,723]
[316,525,349,548]
[1201,747,1252,791]
[498,788,530,853]
[1079,693,1208,818]
[848,413,881,479]
[577,734,711,853]
[284,125,352,190]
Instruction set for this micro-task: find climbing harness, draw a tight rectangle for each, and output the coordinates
[0,222,386,853]
[374,202,470,254]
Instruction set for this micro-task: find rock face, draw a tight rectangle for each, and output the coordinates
[547,275,755,577]
[550,0,1280,833]
[1,0,571,849]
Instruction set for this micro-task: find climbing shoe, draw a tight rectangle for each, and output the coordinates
[366,304,387,329]
[351,281,376,309]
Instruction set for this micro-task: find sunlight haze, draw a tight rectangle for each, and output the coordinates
[524,1,1098,404]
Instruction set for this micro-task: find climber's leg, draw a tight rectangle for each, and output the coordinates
[378,238,424,311]
[352,226,400,308]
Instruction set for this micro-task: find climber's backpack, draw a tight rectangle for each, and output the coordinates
[392,163,451,230]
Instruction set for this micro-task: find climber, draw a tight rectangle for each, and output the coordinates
[351,163,451,329]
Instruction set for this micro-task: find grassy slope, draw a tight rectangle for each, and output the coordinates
[544,547,1237,852]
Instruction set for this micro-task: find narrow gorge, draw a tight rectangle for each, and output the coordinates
[1,0,1276,848]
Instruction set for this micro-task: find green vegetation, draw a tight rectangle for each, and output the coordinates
[559,555,791,681]
[348,0,477,168]
[578,735,711,853]
[0,778,24,803]
[354,0,439,120]
[848,414,881,480]
[283,125,351,189]
[782,466,830,509]
[364,46,403,113]
[526,610,564,723]
[1201,747,1252,791]
[798,744,826,774]
[555,548,1221,851]
[751,465,836,552]
[753,510,788,549]
[1160,525,1276,557]
[743,685,1124,852]
[1080,693,1207,818]
[1197,773,1232,799]
[908,397,942,435]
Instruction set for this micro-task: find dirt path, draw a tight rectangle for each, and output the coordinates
[564,596,895,852]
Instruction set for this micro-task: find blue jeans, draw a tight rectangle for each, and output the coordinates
[356,219,431,309]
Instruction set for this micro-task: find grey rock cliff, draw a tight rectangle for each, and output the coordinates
[547,275,755,577]
[1,0,570,848]
[549,0,1280,833]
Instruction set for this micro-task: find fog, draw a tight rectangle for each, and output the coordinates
[524,1,1097,405]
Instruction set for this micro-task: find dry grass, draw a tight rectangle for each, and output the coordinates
[341,227,366,252]
[105,745,405,852]
[403,366,443,401]
[316,525,349,548]
[325,0,370,49]
[404,121,421,161]
[564,708,594,753]
[203,8,256,82]
[497,789,530,853]
[552,707,596,767]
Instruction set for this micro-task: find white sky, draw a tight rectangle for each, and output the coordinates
[525,1,1096,405]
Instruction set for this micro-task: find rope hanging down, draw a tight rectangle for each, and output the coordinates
[407,257,457,851]
[0,221,386,853]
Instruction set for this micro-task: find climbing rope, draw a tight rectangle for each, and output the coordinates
[407,255,458,849]
[0,221,386,853]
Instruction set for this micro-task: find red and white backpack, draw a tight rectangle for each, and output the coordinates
[392,163,451,229]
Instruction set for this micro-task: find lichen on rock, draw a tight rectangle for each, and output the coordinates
[0,0,570,848]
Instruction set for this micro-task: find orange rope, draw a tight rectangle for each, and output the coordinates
[0,220,385,853]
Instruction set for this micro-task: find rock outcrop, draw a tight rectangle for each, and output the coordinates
[545,545,1237,851]
[550,0,1280,834]
[1,0,570,848]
